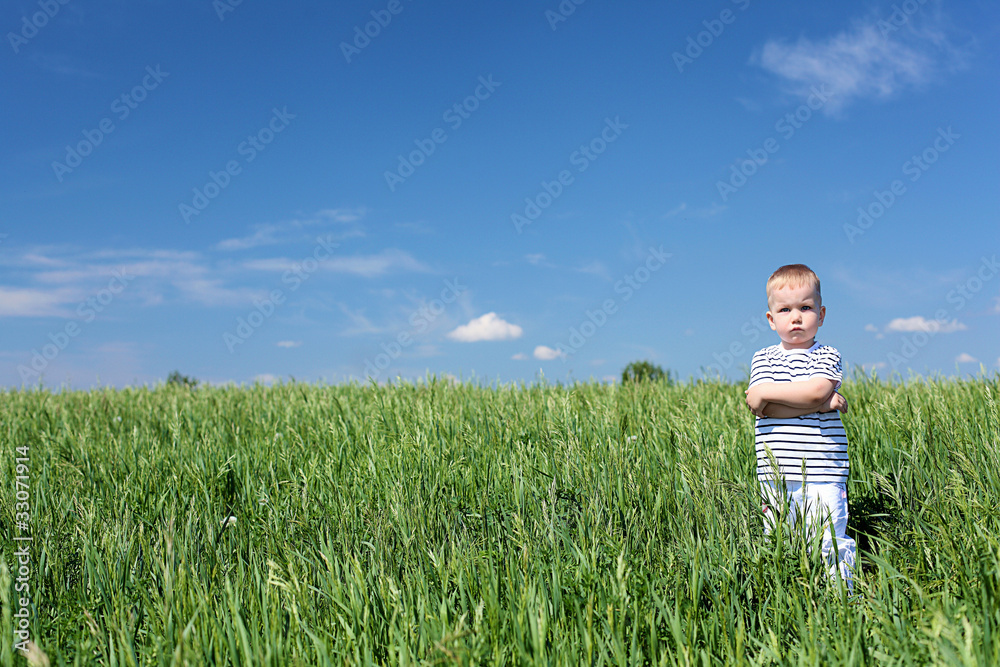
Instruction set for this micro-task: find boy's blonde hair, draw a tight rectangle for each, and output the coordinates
[766,264,821,305]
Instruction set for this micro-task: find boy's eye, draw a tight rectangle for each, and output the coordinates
[779,307,790,312]
[802,305,811,311]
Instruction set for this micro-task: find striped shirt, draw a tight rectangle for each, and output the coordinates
[749,342,848,484]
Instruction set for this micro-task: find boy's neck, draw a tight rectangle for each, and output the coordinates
[779,338,816,351]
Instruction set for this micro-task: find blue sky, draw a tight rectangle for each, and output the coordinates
[2,0,997,388]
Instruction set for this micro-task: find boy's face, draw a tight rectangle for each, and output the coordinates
[766,283,826,350]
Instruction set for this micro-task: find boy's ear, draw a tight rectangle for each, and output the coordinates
[818,305,826,326]
[766,311,777,331]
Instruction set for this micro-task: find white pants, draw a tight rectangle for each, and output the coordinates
[761,481,857,589]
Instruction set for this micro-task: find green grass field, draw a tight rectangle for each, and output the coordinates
[2,376,999,665]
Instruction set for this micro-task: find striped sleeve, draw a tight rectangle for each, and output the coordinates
[748,348,769,388]
[809,345,842,390]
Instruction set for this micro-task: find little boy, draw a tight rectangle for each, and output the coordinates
[744,264,856,589]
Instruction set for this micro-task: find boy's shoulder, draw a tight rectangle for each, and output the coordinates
[812,342,841,358]
[752,344,782,360]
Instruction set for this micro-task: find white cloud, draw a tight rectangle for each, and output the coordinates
[864,323,884,339]
[276,341,301,348]
[34,260,168,285]
[216,208,366,251]
[335,302,385,337]
[0,286,85,317]
[955,353,977,364]
[393,221,434,235]
[17,249,268,309]
[217,226,284,252]
[325,249,431,276]
[244,248,430,278]
[317,208,366,223]
[511,352,528,360]
[414,344,441,358]
[754,16,964,114]
[1,247,276,314]
[0,235,424,326]
[447,313,523,342]
[240,258,295,272]
[663,203,687,218]
[886,316,966,333]
[576,260,610,281]
[735,97,763,113]
[520,254,610,279]
[242,248,430,278]
[171,277,264,308]
[21,252,68,267]
[533,345,565,361]
[664,202,726,219]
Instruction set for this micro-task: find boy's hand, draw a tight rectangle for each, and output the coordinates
[822,392,849,414]
[745,386,768,418]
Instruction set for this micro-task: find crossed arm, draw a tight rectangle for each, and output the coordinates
[745,378,847,419]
